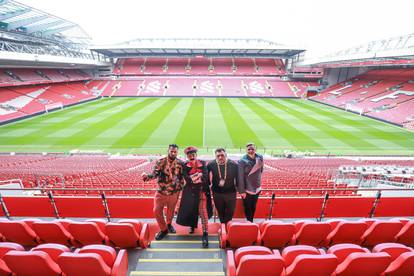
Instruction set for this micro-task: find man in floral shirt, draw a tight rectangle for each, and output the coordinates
[142,144,184,240]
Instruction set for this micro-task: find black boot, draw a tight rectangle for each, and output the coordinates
[155,230,168,240]
[189,227,195,234]
[202,231,209,248]
[167,224,176,234]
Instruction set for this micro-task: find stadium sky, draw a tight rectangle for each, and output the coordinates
[18,0,414,58]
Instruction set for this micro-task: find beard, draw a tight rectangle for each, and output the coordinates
[168,154,176,160]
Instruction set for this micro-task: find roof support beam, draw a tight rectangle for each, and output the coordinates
[41,24,76,36]
[0,8,30,21]
[7,15,48,30]
[26,20,65,33]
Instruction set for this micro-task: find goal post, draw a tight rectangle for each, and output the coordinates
[45,102,63,113]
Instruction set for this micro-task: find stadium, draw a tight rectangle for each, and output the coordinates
[0,0,414,275]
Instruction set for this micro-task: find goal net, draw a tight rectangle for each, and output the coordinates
[45,102,63,113]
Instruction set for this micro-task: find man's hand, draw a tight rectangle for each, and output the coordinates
[240,193,247,199]
[142,172,149,182]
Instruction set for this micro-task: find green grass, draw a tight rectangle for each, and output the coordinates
[0,97,413,155]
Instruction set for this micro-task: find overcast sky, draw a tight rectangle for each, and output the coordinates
[18,0,414,58]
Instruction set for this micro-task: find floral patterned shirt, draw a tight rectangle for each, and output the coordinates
[148,156,184,195]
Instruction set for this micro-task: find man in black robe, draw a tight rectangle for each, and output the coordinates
[176,146,213,248]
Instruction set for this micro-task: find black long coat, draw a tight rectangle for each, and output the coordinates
[176,160,213,228]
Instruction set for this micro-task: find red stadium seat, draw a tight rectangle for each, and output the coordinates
[384,252,414,276]
[57,245,128,276]
[324,221,368,246]
[226,246,283,276]
[361,221,403,247]
[285,254,338,276]
[32,221,76,246]
[292,222,331,246]
[282,245,324,267]
[327,243,369,263]
[87,219,108,233]
[31,243,71,262]
[0,259,11,276]
[105,219,150,248]
[334,252,392,276]
[0,221,40,246]
[4,250,62,276]
[258,220,295,248]
[68,222,109,246]
[0,242,24,258]
[372,243,413,261]
[219,222,259,248]
[395,221,414,246]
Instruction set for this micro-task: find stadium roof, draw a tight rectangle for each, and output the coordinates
[90,38,305,58]
[0,0,90,44]
[301,33,414,67]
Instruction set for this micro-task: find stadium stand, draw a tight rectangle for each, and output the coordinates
[313,68,414,126]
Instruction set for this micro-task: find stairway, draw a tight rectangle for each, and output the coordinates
[130,234,225,276]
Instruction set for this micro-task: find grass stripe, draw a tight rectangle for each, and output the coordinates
[111,98,182,148]
[264,99,377,150]
[242,98,323,150]
[175,98,204,147]
[297,100,414,148]
[216,98,263,147]
[55,98,158,146]
[0,98,130,145]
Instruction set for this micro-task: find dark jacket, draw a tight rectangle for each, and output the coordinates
[176,159,213,228]
[207,160,238,194]
[238,154,264,194]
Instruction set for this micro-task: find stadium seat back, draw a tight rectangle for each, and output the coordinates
[227,222,259,248]
[326,221,367,245]
[294,222,331,246]
[395,221,414,246]
[0,221,39,246]
[31,243,71,262]
[384,252,414,276]
[335,252,392,276]
[105,223,140,248]
[0,242,24,258]
[32,221,74,245]
[118,219,143,233]
[327,243,369,263]
[78,244,116,268]
[237,254,284,276]
[4,250,62,276]
[282,245,322,267]
[69,222,107,246]
[362,221,403,246]
[372,243,413,261]
[260,221,294,248]
[57,252,112,276]
[285,254,338,276]
[234,246,272,266]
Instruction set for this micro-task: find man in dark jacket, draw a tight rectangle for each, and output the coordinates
[177,146,213,248]
[238,143,264,222]
[207,148,238,224]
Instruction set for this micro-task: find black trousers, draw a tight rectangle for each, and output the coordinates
[242,192,260,222]
[213,192,236,224]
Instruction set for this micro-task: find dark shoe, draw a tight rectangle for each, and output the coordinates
[189,227,195,234]
[167,224,176,234]
[202,232,209,248]
[155,230,168,240]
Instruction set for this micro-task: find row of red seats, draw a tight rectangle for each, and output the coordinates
[227,243,414,276]
[0,243,127,276]
[219,218,414,248]
[0,218,150,249]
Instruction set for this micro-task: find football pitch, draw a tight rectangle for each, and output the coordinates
[0,97,413,155]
